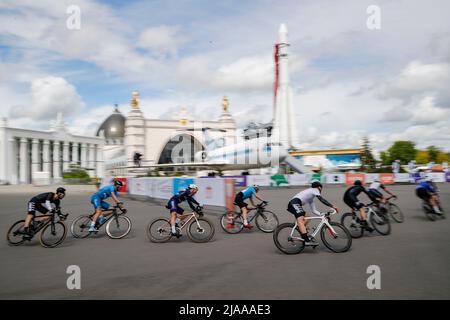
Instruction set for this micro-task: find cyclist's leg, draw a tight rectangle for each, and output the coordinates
[430,194,442,213]
[24,201,36,229]
[287,199,309,242]
[235,192,251,226]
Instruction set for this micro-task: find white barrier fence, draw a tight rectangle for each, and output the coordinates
[125,177,235,208]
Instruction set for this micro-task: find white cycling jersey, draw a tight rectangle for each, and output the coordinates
[369,181,384,191]
[292,188,321,215]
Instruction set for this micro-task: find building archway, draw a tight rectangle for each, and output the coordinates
[157,134,204,164]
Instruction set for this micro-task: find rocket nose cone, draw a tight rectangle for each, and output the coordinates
[278,23,288,42]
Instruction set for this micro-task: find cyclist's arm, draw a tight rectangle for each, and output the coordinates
[316,195,334,208]
[382,186,395,197]
[362,187,377,202]
[111,192,123,209]
[254,193,264,202]
[187,196,199,211]
[309,202,321,216]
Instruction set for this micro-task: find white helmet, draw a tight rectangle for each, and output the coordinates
[189,184,199,190]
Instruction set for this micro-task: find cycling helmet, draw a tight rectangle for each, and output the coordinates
[189,184,199,190]
[311,181,322,189]
[56,187,66,194]
[253,184,260,190]
[114,180,124,187]
[354,180,363,186]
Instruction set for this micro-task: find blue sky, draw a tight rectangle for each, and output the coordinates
[1,0,449,152]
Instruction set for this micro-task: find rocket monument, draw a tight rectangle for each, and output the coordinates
[272,23,299,149]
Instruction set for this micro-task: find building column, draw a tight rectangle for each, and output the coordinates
[63,141,70,172]
[81,143,88,168]
[96,144,104,178]
[53,141,61,181]
[88,144,95,177]
[72,142,79,166]
[43,140,50,173]
[8,138,18,184]
[31,139,40,175]
[19,138,29,184]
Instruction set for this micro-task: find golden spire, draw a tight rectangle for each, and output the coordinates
[131,90,140,109]
[222,96,229,112]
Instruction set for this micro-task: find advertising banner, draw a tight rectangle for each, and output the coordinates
[151,178,173,199]
[246,175,272,187]
[364,174,379,184]
[427,172,446,183]
[379,173,395,185]
[324,174,345,184]
[223,175,247,187]
[288,174,310,186]
[394,173,411,183]
[173,177,195,194]
[446,171,450,183]
[195,178,226,207]
[345,173,365,185]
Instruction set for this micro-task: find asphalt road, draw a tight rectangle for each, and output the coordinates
[0,184,449,299]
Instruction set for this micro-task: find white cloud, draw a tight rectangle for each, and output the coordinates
[137,25,186,57]
[8,76,85,121]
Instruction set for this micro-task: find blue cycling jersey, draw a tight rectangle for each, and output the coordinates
[92,185,118,200]
[241,186,257,200]
[417,182,436,193]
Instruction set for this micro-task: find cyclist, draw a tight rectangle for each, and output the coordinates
[22,187,66,239]
[234,184,265,229]
[416,177,442,215]
[166,184,202,238]
[287,181,339,245]
[89,179,126,233]
[368,179,397,212]
[343,180,376,232]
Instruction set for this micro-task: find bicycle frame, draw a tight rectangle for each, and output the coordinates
[176,211,203,231]
[29,210,67,235]
[289,212,339,240]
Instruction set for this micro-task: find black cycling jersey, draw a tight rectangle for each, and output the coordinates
[30,192,60,208]
[344,185,375,202]
[168,189,199,211]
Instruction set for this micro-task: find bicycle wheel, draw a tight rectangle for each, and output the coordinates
[147,218,172,243]
[370,211,391,235]
[423,203,438,221]
[255,210,279,233]
[320,222,352,253]
[6,220,26,246]
[273,223,305,254]
[187,217,215,243]
[341,212,364,239]
[220,212,244,234]
[40,221,67,248]
[70,215,92,238]
[388,203,404,223]
[106,215,132,239]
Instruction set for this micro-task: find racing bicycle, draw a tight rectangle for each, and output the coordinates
[273,209,352,254]
[7,208,69,248]
[341,203,391,238]
[373,195,404,223]
[422,195,445,221]
[220,201,279,234]
[147,206,215,243]
[70,205,132,239]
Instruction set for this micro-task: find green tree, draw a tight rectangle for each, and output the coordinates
[380,151,390,165]
[387,141,417,164]
[360,137,376,171]
[436,152,450,163]
[415,150,429,164]
[426,146,440,162]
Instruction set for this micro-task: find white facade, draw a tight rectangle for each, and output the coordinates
[0,115,104,185]
[125,94,236,168]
